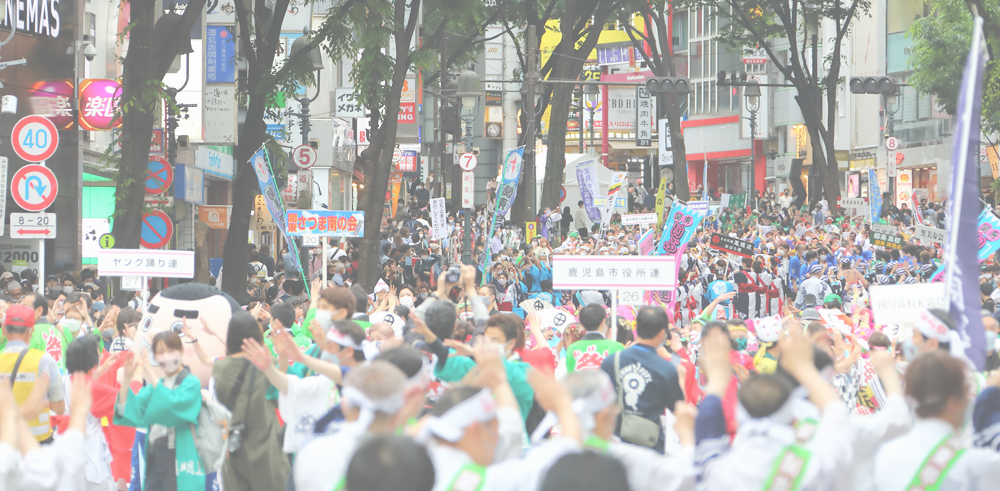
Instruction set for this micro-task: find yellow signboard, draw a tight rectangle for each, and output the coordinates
[526,222,537,243]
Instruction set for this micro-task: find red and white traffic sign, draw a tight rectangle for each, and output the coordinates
[886,136,900,151]
[11,164,58,212]
[9,213,56,239]
[462,172,475,209]
[459,152,478,171]
[292,145,318,169]
[12,115,59,162]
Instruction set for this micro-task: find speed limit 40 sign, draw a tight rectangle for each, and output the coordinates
[12,116,59,162]
[292,145,318,170]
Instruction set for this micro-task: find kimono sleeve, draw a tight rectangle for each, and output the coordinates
[433,353,475,382]
[119,375,202,428]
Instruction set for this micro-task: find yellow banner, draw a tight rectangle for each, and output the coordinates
[526,222,537,243]
[655,178,667,224]
[389,172,403,219]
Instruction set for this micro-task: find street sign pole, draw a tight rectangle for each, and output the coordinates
[322,239,328,286]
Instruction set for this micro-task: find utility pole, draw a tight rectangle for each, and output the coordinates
[523,25,538,220]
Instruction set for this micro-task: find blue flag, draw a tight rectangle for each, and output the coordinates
[944,17,988,370]
[868,169,882,223]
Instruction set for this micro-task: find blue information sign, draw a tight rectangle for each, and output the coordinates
[206,26,236,83]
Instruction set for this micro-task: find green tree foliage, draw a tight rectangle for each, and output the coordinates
[909,0,1000,132]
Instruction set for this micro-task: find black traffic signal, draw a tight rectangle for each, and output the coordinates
[717,70,749,86]
[645,77,691,95]
[849,76,898,95]
[441,105,460,135]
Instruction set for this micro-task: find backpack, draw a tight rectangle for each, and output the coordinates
[176,369,233,474]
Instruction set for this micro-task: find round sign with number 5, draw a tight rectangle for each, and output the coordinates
[459,152,477,171]
[293,145,318,170]
[12,115,59,162]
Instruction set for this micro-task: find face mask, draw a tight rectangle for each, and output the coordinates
[314,309,334,330]
[987,333,998,353]
[497,279,507,286]
[62,318,82,332]
[399,296,414,307]
[155,353,181,374]
[734,337,748,351]
[320,350,340,365]
[63,286,73,294]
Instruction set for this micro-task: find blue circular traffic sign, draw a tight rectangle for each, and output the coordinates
[145,157,174,194]
[140,210,173,249]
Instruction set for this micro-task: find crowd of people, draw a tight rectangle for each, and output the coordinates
[0,179,998,491]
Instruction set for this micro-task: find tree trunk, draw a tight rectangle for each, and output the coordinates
[355,0,416,292]
[541,85,574,213]
[664,94,689,201]
[111,0,206,298]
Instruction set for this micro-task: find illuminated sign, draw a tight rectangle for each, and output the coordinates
[1,0,62,38]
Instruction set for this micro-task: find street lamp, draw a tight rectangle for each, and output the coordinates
[744,80,761,210]
[584,83,599,148]
[454,69,481,265]
[289,27,325,144]
[288,28,325,276]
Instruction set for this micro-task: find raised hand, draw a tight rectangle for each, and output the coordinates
[242,338,274,371]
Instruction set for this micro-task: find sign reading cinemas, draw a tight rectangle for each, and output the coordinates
[709,233,754,258]
[2,0,62,38]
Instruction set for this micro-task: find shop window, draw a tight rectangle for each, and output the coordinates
[673,11,688,51]
[888,0,929,34]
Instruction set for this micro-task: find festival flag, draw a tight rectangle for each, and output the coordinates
[869,169,883,223]
[249,147,307,288]
[944,17,988,370]
[481,147,524,282]
[910,191,923,225]
[600,172,628,233]
[573,156,603,222]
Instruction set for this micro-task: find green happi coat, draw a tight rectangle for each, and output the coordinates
[114,371,206,491]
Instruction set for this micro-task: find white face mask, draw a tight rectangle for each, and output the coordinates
[399,296,414,307]
[155,353,182,374]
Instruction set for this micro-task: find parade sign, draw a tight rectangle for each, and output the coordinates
[709,233,754,258]
[869,231,903,249]
[869,283,946,326]
[429,198,447,239]
[914,224,945,244]
[573,156,602,222]
[978,208,1000,261]
[97,249,195,278]
[552,255,677,290]
[495,147,523,217]
[250,147,302,272]
[621,213,658,226]
[286,210,364,237]
[871,224,898,236]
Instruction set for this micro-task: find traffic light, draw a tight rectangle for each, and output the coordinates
[441,106,459,135]
[645,77,691,95]
[849,76,898,95]
[717,70,749,86]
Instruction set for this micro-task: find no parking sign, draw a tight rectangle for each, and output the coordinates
[140,210,173,249]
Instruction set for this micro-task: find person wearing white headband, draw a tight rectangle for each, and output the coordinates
[557,370,697,491]
[423,349,583,491]
[698,320,855,490]
[901,308,968,362]
[294,361,423,491]
[875,352,1000,491]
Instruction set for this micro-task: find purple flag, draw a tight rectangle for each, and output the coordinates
[944,17,988,370]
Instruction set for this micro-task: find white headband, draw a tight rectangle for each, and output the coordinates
[340,385,406,436]
[420,389,497,443]
[327,328,381,360]
[529,374,616,444]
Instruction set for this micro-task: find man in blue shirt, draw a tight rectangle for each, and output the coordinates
[600,306,684,455]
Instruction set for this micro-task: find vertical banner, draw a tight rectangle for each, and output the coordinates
[638,229,656,255]
[944,18,988,370]
[653,202,708,312]
[429,197,447,239]
[869,169,883,223]
[600,172,627,233]
[573,155,603,222]
[655,178,667,225]
[389,172,403,219]
[482,147,524,283]
[249,147,302,279]
[895,169,913,209]
[977,209,1000,261]
[526,222,537,243]
[635,87,652,146]
[658,119,672,167]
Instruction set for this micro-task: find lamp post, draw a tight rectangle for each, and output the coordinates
[584,83,599,149]
[287,29,325,276]
[744,80,761,211]
[454,69,482,265]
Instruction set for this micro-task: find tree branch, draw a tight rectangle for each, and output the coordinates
[234,0,258,70]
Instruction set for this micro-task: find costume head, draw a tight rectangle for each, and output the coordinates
[137,283,240,386]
